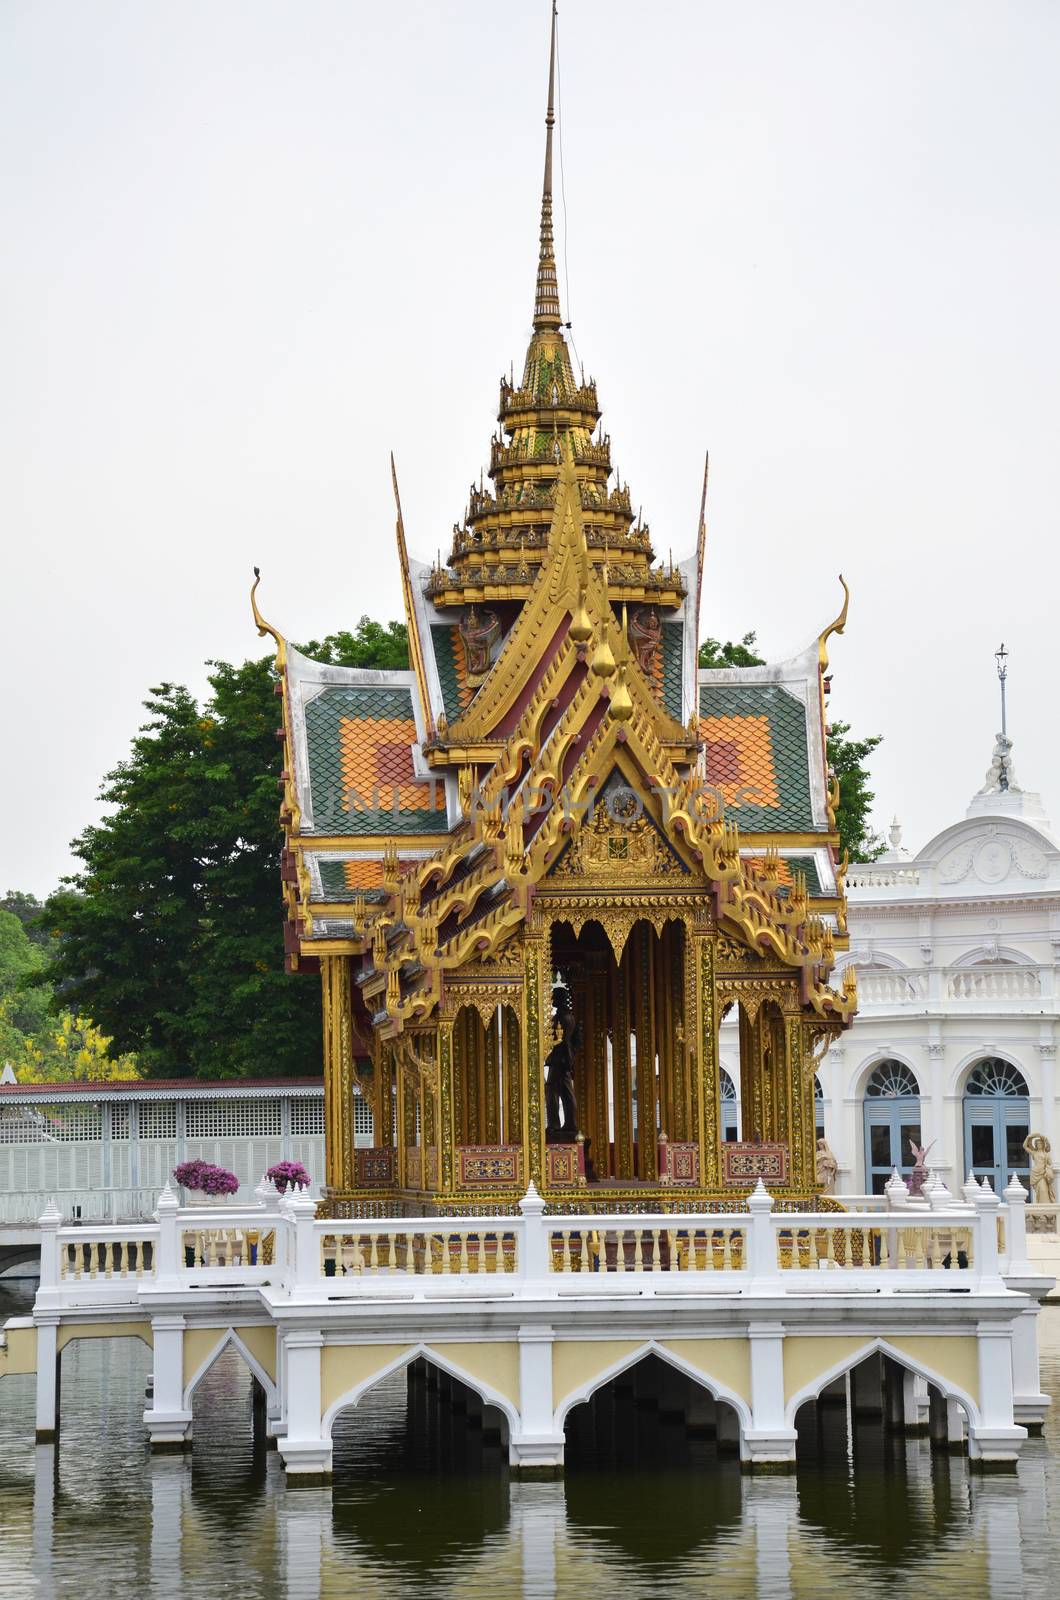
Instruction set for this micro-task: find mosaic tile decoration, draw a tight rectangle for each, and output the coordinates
[658,1140,700,1185]
[317,858,420,903]
[721,1141,789,1187]
[744,855,824,897]
[354,1147,396,1187]
[662,622,684,720]
[303,684,448,836]
[697,682,814,831]
[545,1143,585,1188]
[457,1145,523,1186]
[430,625,475,724]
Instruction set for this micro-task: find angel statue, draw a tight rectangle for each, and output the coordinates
[627,605,661,674]
[815,1138,839,1194]
[458,605,501,682]
[907,1138,935,1197]
[1023,1134,1057,1205]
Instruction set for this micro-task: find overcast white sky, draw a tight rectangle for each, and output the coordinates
[3,0,1059,897]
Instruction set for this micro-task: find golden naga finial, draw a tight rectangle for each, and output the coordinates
[818,574,850,673]
[250,567,286,669]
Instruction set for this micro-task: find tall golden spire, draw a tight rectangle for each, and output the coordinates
[533,1,562,331]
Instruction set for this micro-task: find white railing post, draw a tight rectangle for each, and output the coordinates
[974,1181,1004,1289]
[153,1183,181,1285]
[37,1199,62,1291]
[746,1181,779,1292]
[283,1193,321,1288]
[518,1183,548,1281]
[1002,1173,1031,1275]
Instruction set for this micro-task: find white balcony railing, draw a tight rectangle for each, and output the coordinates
[28,1175,1037,1313]
[846,965,1045,1012]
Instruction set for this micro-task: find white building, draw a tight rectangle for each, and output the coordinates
[818,732,1059,1196]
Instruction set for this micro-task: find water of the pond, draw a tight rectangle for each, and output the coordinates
[1,1278,1058,1599]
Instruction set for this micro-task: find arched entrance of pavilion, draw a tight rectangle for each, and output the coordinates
[548,915,693,1184]
[451,1002,523,1150]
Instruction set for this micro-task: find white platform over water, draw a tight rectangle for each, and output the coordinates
[1,1177,1053,1476]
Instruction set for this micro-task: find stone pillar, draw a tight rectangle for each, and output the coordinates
[34,1317,60,1442]
[511,1326,563,1476]
[969,1323,1026,1467]
[745,1322,796,1469]
[900,1367,928,1434]
[144,1315,192,1450]
[850,1352,884,1418]
[1009,1298,1050,1432]
[928,1385,965,1453]
[278,1330,331,1479]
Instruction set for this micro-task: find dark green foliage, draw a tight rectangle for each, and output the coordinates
[698,632,767,670]
[827,721,885,863]
[42,621,409,1081]
[1,891,50,950]
[698,633,883,863]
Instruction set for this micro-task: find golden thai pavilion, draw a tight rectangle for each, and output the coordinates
[258,6,857,1216]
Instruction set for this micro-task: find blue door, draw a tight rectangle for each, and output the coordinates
[720,1069,738,1143]
[963,1058,1030,1191]
[863,1060,922,1196]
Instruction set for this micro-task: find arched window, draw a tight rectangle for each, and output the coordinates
[719,1068,738,1143]
[865,1061,920,1098]
[963,1058,1030,1190]
[814,1074,825,1143]
[863,1060,921,1196]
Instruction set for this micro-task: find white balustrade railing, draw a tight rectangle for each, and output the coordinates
[846,867,921,889]
[948,968,1041,1001]
[27,1174,1034,1310]
[857,972,928,1006]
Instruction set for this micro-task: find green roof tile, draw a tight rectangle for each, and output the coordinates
[698,681,815,831]
[303,685,449,836]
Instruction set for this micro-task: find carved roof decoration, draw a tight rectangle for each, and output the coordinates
[264,7,852,1031]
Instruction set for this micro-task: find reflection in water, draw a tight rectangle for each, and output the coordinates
[2,1277,1060,1599]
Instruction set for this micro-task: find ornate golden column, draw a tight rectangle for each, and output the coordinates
[523,927,546,1188]
[611,947,634,1179]
[484,1009,500,1144]
[438,1017,455,1194]
[738,1003,764,1143]
[504,1006,522,1144]
[633,923,657,1182]
[320,954,355,1195]
[692,927,721,1190]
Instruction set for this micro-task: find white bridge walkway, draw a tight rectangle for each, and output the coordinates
[0,1078,338,1271]
[0,1174,1052,1478]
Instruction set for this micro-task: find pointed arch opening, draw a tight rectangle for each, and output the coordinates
[324,1347,515,1487]
[560,1348,746,1471]
[548,914,691,1183]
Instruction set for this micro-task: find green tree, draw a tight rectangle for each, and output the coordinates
[0,906,138,1081]
[42,620,407,1081]
[0,909,50,1036]
[698,633,883,861]
[1,891,51,950]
